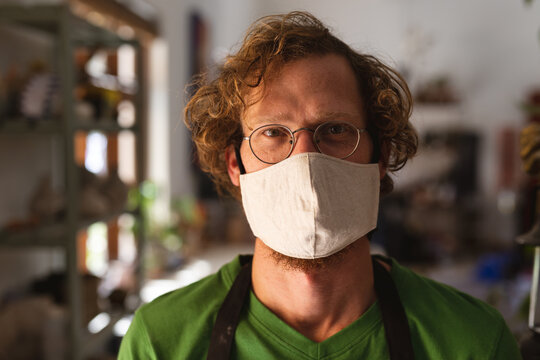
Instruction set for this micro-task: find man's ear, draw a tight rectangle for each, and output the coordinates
[225,145,241,187]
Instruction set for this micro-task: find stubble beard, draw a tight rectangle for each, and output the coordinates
[268,239,361,272]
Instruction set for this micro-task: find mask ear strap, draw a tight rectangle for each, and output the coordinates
[234,147,246,175]
[368,128,380,164]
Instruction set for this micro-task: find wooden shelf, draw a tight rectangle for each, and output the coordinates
[0,222,66,247]
[75,121,138,133]
[77,208,138,229]
[0,119,62,135]
[0,4,147,359]
[0,208,138,247]
[0,118,138,135]
[0,4,131,47]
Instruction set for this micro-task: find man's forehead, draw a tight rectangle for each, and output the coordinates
[239,53,365,131]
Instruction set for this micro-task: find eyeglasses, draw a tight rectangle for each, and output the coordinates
[243,121,366,164]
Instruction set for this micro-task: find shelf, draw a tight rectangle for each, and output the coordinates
[0,209,138,247]
[77,208,138,229]
[0,4,131,47]
[75,121,138,133]
[0,119,62,135]
[0,118,138,135]
[0,4,146,359]
[0,222,66,247]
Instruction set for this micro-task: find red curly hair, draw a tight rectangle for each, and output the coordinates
[185,11,417,199]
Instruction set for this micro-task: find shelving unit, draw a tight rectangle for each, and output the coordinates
[0,4,146,359]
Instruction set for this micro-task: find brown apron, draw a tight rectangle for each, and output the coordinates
[207,256,415,360]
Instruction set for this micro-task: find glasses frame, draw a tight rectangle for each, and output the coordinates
[242,121,367,164]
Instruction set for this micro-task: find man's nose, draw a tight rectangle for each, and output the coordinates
[291,128,318,155]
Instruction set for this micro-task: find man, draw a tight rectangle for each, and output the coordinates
[119,11,521,359]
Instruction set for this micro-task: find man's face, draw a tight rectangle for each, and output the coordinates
[227,53,380,183]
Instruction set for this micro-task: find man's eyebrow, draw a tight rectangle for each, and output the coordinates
[244,113,289,130]
[315,112,361,121]
[244,112,362,131]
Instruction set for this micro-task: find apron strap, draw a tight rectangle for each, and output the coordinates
[206,260,252,360]
[207,257,415,360]
[373,259,415,360]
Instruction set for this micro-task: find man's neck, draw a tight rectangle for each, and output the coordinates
[251,238,376,343]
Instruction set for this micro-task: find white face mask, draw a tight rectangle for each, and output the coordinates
[239,152,380,259]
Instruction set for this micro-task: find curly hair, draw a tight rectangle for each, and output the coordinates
[185,11,417,199]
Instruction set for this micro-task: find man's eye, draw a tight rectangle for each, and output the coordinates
[328,125,346,135]
[262,128,287,137]
[321,123,350,136]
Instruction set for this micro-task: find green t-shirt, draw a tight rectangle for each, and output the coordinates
[118,256,522,359]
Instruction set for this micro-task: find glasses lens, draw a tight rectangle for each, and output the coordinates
[250,125,293,163]
[315,122,360,159]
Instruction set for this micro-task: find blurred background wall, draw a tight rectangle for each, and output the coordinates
[3,0,540,294]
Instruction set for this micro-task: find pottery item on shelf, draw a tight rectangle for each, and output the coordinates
[74,100,95,123]
[79,167,109,217]
[20,72,61,121]
[79,166,99,186]
[3,64,23,118]
[29,175,65,223]
[101,169,129,211]
[79,185,109,218]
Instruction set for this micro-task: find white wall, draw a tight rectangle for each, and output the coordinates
[205,0,261,56]
[146,0,263,205]
[145,0,193,204]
